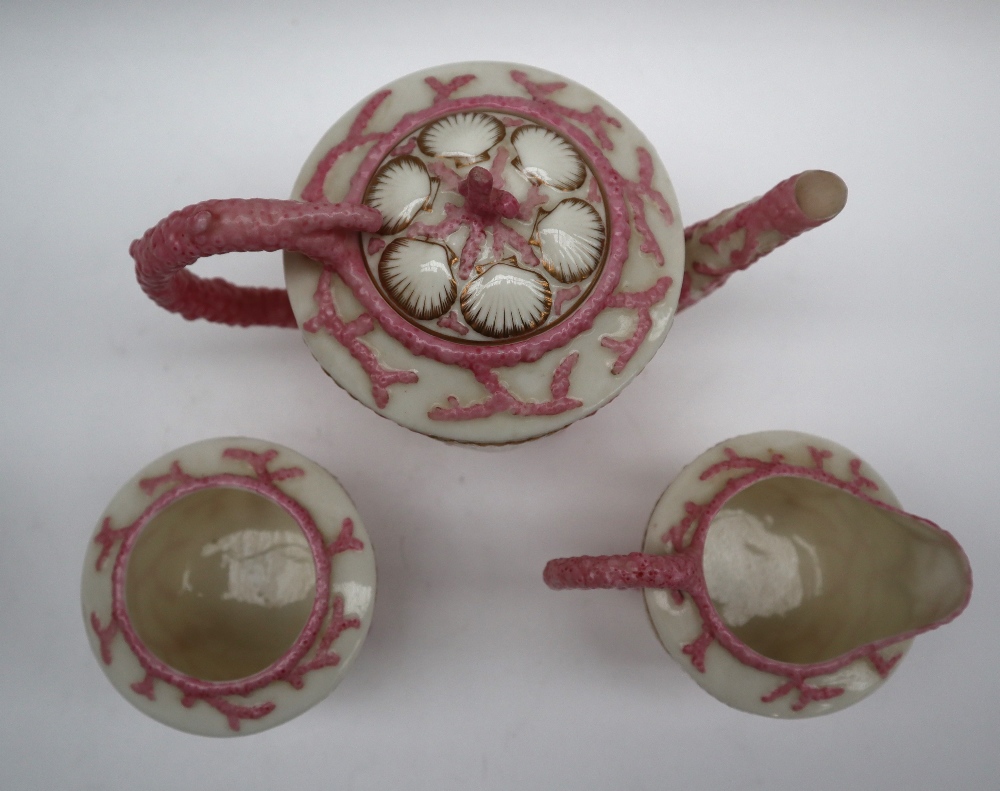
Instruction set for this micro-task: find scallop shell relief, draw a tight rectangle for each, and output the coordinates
[362,111,609,343]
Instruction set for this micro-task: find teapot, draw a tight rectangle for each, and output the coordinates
[131,62,847,445]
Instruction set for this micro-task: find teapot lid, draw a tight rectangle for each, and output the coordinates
[284,62,683,444]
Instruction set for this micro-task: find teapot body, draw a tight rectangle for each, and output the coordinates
[284,62,684,444]
[131,62,846,445]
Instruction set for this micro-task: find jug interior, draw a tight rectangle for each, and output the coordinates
[702,476,967,665]
[125,488,317,681]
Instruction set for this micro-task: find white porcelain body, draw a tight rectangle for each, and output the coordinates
[80,437,376,736]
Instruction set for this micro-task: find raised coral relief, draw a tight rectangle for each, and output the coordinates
[531,198,606,283]
[363,155,439,234]
[460,260,552,339]
[285,63,687,443]
[418,112,506,167]
[378,238,458,320]
[511,125,586,191]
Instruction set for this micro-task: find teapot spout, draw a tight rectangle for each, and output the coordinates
[679,170,847,311]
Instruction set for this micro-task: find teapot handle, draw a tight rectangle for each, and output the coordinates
[130,199,381,327]
[543,551,696,591]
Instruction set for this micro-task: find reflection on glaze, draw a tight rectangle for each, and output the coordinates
[511,124,587,190]
[418,112,505,166]
[200,529,314,607]
[125,488,316,682]
[460,260,552,339]
[363,156,439,234]
[703,510,807,627]
[333,580,375,619]
[378,237,458,320]
[703,477,968,666]
[531,198,606,283]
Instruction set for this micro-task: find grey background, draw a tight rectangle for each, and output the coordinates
[2,1,997,788]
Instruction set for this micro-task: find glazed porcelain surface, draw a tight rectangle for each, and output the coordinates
[9,7,1000,786]
[545,430,971,718]
[80,437,376,737]
[643,431,970,716]
[129,62,846,449]
[283,61,684,445]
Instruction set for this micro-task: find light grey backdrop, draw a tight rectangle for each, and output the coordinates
[2,1,997,788]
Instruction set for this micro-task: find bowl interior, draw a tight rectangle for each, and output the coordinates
[125,487,317,681]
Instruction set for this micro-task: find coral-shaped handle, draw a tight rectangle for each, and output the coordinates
[131,198,381,327]
[543,551,695,591]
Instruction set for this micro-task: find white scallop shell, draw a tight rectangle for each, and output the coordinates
[418,112,506,166]
[363,155,439,234]
[460,260,552,339]
[530,198,606,283]
[378,238,458,320]
[511,125,586,191]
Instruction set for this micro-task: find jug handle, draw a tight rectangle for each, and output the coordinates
[544,552,696,591]
[130,199,381,327]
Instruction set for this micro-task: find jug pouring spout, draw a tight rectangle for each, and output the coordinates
[680,170,848,310]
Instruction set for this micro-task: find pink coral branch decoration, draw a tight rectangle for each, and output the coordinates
[411,207,540,280]
[302,267,419,408]
[511,70,622,150]
[600,276,674,374]
[620,147,674,267]
[285,596,362,690]
[425,74,476,103]
[326,518,365,557]
[130,673,157,701]
[427,160,463,192]
[187,695,277,732]
[553,285,581,317]
[301,90,392,202]
[493,223,540,267]
[517,183,549,221]
[390,138,418,157]
[459,224,488,279]
[761,678,845,712]
[849,458,878,490]
[682,627,715,673]
[429,353,582,421]
[94,518,133,572]
[436,311,469,335]
[138,461,193,497]
[679,170,847,311]
[410,166,540,280]
[489,146,510,188]
[90,612,119,665]
[221,448,304,484]
[868,650,903,678]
